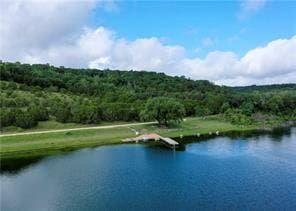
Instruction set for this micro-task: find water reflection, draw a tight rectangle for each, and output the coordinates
[1,156,44,175]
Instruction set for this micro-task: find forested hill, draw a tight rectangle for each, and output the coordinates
[0,62,227,97]
[0,61,295,129]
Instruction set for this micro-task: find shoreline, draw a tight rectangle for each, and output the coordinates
[1,118,294,161]
[1,122,294,173]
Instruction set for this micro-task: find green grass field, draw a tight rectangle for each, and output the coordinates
[140,117,255,137]
[0,117,260,160]
[0,120,138,134]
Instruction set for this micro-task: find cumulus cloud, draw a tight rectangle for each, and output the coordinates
[182,36,296,85]
[1,0,295,86]
[0,0,96,59]
[180,51,239,81]
[0,0,114,61]
[103,38,185,71]
[240,37,296,77]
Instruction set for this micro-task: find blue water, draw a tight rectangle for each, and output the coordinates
[1,128,296,210]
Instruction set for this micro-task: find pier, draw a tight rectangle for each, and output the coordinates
[122,133,179,149]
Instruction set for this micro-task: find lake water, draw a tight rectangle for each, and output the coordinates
[1,128,296,210]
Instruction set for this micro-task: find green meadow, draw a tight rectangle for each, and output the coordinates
[0,117,258,160]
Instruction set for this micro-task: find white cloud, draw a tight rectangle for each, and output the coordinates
[240,37,296,77]
[238,0,267,20]
[1,0,295,86]
[0,0,113,61]
[106,38,185,71]
[78,27,114,59]
[17,27,115,68]
[180,51,239,81]
[182,36,296,85]
[89,57,111,69]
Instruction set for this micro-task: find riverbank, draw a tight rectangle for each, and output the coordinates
[0,116,291,161]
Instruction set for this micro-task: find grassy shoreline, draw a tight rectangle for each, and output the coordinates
[0,116,291,161]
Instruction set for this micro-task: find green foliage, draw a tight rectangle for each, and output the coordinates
[0,109,15,128]
[220,102,231,113]
[182,100,196,116]
[0,61,295,129]
[224,109,252,125]
[28,105,49,121]
[195,106,211,117]
[100,103,140,121]
[241,102,254,116]
[140,97,185,126]
[14,109,38,129]
[71,104,101,124]
[55,103,72,123]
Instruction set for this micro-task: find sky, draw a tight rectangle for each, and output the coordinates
[0,0,296,86]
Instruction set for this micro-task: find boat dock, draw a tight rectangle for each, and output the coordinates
[159,137,179,148]
[122,133,179,149]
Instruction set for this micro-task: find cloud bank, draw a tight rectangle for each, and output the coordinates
[0,0,295,86]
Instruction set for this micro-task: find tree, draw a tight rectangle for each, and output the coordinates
[55,103,72,123]
[71,103,101,124]
[183,100,196,116]
[140,97,185,126]
[240,101,254,116]
[0,109,15,128]
[195,106,211,117]
[28,105,49,121]
[14,109,38,129]
[220,102,231,113]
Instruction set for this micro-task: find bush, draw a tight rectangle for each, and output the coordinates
[224,108,252,125]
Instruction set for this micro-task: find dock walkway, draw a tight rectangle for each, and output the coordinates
[160,137,179,146]
[122,133,179,149]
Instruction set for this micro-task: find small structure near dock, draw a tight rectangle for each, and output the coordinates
[122,133,179,149]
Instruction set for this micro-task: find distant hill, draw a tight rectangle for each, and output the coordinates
[232,84,296,92]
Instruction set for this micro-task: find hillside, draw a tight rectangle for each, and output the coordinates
[0,61,295,130]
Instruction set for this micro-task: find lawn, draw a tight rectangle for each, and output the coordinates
[0,117,258,160]
[0,126,136,159]
[131,117,255,137]
[0,120,138,134]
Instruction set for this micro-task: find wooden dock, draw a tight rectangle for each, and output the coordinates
[122,133,179,149]
[159,137,179,149]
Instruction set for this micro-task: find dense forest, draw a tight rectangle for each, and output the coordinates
[0,61,295,129]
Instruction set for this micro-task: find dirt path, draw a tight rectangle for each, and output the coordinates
[0,122,157,137]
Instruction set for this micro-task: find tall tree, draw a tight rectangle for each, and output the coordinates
[140,97,185,126]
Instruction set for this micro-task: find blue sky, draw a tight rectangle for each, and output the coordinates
[1,0,296,85]
[93,1,296,57]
